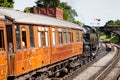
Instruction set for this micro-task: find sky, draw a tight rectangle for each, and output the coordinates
[14,0,120,26]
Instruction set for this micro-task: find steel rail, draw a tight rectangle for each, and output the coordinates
[89,46,120,80]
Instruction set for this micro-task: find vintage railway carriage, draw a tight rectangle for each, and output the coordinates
[0,8,83,80]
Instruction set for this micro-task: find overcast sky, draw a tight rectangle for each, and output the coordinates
[14,0,120,26]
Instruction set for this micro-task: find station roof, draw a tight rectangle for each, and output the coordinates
[0,7,82,30]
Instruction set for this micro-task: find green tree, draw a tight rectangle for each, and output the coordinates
[115,20,120,25]
[0,0,14,8]
[24,7,31,13]
[105,20,120,26]
[73,20,82,26]
[105,20,115,26]
[101,19,120,43]
[59,2,78,22]
[35,0,60,7]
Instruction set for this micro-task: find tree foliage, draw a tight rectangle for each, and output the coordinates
[35,0,60,7]
[101,19,120,43]
[0,0,14,8]
[105,20,120,26]
[35,0,81,25]
[24,7,31,13]
[59,2,78,22]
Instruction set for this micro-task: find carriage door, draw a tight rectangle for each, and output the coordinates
[38,27,51,66]
[6,25,13,52]
[0,26,7,80]
[6,25,15,76]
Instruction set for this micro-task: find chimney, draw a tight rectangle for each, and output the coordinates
[31,7,63,20]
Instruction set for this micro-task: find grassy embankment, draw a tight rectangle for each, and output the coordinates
[100,32,119,43]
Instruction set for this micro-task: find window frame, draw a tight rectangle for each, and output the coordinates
[58,28,63,44]
[15,25,21,50]
[15,25,29,50]
[21,26,27,49]
[80,30,83,42]
[63,28,67,44]
[29,25,35,48]
[76,30,80,42]
[52,28,56,46]
[38,27,49,47]
[0,29,4,50]
[68,29,73,43]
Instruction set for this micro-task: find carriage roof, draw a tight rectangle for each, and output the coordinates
[0,7,82,30]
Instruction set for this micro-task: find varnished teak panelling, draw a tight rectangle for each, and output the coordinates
[51,44,73,63]
[14,47,51,76]
[0,53,7,80]
[74,42,83,55]
[0,20,7,80]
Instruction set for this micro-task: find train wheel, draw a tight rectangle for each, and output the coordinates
[35,73,48,80]
[54,71,60,77]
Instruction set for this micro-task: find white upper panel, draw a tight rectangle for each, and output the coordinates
[0,7,82,30]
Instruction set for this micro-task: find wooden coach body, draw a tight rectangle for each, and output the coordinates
[0,15,7,80]
[0,8,83,79]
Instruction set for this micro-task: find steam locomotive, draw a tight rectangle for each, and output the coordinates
[83,25,99,60]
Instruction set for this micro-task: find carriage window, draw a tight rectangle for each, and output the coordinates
[6,26,13,52]
[22,27,27,48]
[80,31,82,41]
[58,28,63,44]
[41,31,46,46]
[38,31,41,47]
[0,30,4,50]
[16,25,21,49]
[38,27,48,47]
[68,32,71,43]
[76,30,80,42]
[63,29,67,44]
[45,31,48,46]
[52,28,56,45]
[29,25,35,47]
[68,32,72,43]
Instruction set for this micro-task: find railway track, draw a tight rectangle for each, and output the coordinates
[49,43,113,80]
[89,47,120,80]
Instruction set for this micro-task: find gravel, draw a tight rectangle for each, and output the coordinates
[73,47,117,80]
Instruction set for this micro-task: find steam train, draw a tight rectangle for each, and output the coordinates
[0,8,99,80]
[83,25,99,59]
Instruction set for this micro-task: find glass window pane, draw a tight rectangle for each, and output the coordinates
[52,31,56,45]
[76,31,80,42]
[52,28,55,45]
[22,31,27,48]
[41,31,45,46]
[45,32,48,46]
[58,28,63,44]
[0,30,4,50]
[29,25,35,47]
[16,25,21,49]
[58,32,63,44]
[68,32,71,43]
[64,32,67,43]
[38,32,41,47]
[6,26,13,52]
